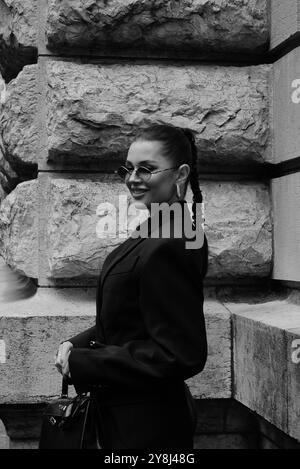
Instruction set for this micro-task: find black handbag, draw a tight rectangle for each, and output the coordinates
[39,377,104,449]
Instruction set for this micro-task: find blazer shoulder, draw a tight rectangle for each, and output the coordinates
[139,232,208,279]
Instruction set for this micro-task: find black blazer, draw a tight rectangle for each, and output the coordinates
[66,200,208,448]
[68,200,208,388]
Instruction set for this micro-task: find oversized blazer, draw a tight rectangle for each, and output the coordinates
[66,199,208,448]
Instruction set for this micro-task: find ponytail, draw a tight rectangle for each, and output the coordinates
[180,128,203,228]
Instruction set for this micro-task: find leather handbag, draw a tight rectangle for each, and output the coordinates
[39,377,104,449]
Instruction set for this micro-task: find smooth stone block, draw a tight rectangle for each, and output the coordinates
[272,47,300,163]
[270,0,300,51]
[286,328,300,441]
[272,173,300,282]
[227,295,300,442]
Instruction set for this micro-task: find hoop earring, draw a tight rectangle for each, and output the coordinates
[176,183,181,198]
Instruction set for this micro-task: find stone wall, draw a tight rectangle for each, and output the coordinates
[0,0,300,450]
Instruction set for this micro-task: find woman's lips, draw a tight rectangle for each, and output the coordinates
[131,189,149,197]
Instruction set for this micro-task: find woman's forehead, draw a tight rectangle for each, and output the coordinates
[127,140,165,163]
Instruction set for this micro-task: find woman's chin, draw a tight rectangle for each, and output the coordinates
[129,198,149,211]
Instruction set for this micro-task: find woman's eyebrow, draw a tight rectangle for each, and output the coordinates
[125,160,156,166]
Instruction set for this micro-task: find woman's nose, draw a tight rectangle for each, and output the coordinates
[127,168,142,183]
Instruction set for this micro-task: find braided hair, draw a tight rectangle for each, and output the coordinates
[132,124,203,228]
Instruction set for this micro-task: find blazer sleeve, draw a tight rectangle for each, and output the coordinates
[66,326,97,348]
[68,239,207,388]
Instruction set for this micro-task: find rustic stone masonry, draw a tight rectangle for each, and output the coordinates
[0,0,300,449]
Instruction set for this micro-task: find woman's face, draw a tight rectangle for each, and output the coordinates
[125,140,188,210]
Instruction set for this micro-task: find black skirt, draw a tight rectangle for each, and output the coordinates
[92,382,197,449]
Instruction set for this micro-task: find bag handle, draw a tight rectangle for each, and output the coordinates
[61,375,69,398]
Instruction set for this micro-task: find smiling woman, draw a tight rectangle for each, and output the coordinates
[54,123,208,449]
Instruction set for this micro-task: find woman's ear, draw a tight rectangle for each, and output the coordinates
[176,164,190,185]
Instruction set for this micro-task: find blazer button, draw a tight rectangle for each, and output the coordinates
[89,340,96,347]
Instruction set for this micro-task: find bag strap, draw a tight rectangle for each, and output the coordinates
[61,375,68,398]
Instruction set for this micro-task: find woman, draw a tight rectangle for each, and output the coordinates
[55,124,209,449]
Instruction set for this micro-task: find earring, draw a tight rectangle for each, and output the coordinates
[176,184,181,198]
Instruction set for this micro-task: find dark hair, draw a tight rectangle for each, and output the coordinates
[132,123,203,227]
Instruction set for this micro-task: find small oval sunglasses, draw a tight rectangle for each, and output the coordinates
[115,165,180,183]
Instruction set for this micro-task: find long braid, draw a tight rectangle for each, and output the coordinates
[180,128,203,228]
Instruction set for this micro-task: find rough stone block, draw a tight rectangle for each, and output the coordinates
[0,60,271,173]
[0,175,272,282]
[0,0,38,81]
[272,173,300,282]
[44,175,133,279]
[0,179,38,278]
[46,0,269,57]
[204,180,272,279]
[46,60,271,168]
[0,64,38,171]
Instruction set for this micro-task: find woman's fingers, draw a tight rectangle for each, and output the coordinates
[54,342,73,375]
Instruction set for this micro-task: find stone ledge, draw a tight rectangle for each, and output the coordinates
[0,290,231,403]
[224,290,300,443]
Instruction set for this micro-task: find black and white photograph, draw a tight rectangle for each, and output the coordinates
[0,0,300,453]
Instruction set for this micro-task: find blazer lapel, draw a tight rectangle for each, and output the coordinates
[100,212,152,288]
[100,200,190,288]
[100,235,146,287]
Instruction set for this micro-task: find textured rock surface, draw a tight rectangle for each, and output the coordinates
[46,0,269,55]
[186,298,231,398]
[0,179,38,278]
[204,180,272,278]
[0,64,38,171]
[0,60,271,170]
[0,71,21,199]
[0,176,272,281]
[0,0,37,81]
[0,293,230,402]
[45,175,137,278]
[0,136,19,201]
[46,60,271,167]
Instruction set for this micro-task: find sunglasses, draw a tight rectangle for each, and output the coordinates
[115,165,180,183]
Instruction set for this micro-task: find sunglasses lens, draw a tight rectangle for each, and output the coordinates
[116,166,152,182]
[116,166,129,180]
[136,167,151,182]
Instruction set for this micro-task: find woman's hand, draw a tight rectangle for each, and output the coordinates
[54,341,73,377]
